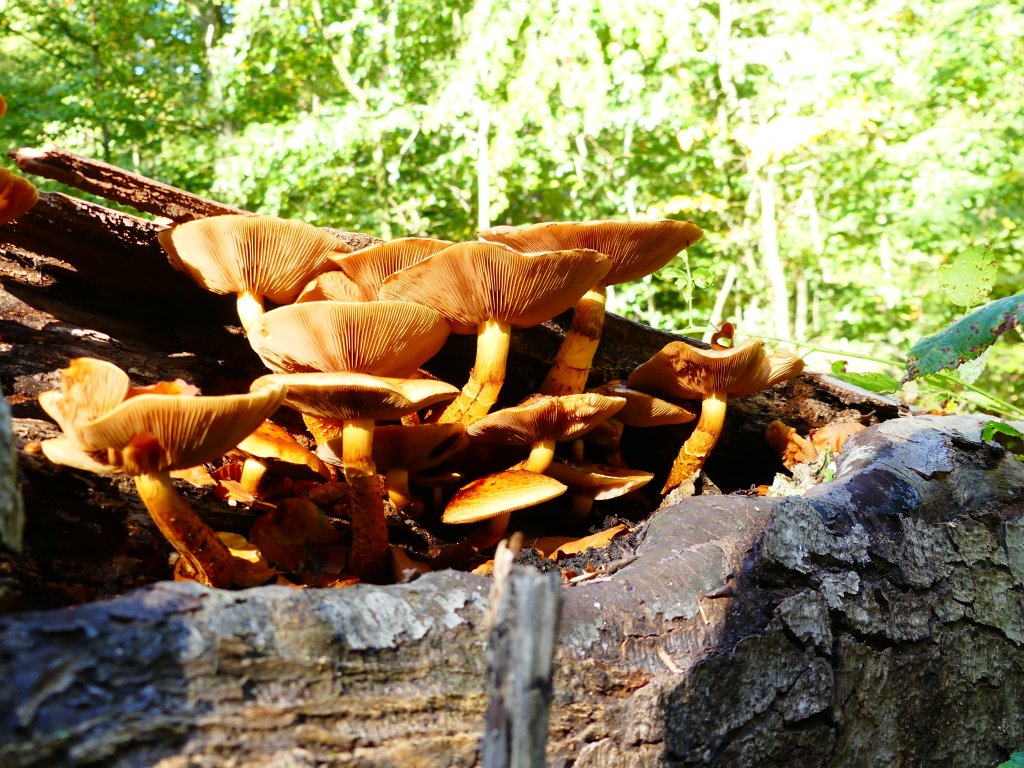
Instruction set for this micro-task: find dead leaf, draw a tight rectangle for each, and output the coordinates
[170,465,216,487]
[810,421,866,454]
[531,523,629,560]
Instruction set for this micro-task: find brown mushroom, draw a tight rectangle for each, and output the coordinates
[158,214,350,333]
[297,237,454,302]
[379,241,611,423]
[441,469,567,550]
[250,371,459,580]
[39,358,286,587]
[467,393,625,472]
[479,219,702,395]
[229,419,335,501]
[765,420,819,470]
[627,323,805,492]
[0,168,39,225]
[543,460,654,523]
[584,380,698,464]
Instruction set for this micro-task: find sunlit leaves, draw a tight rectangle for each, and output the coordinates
[938,245,998,308]
[830,361,901,395]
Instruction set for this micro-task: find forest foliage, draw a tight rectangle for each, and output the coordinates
[1,0,1021,413]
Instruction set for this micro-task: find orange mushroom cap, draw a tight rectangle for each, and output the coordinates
[158,214,348,305]
[247,300,450,376]
[441,469,567,524]
[251,371,459,422]
[298,237,454,302]
[627,339,805,400]
[378,241,611,334]
[478,219,703,286]
[0,168,39,225]
[467,393,626,446]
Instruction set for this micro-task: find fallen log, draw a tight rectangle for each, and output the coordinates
[2,415,1022,767]
[3,152,1019,767]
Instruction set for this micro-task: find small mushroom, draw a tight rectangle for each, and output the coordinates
[544,461,654,523]
[479,219,702,395]
[251,371,459,580]
[585,381,698,464]
[379,241,611,423]
[0,168,39,225]
[297,237,453,302]
[765,420,818,470]
[229,419,335,501]
[466,393,626,473]
[627,323,805,492]
[441,469,568,550]
[39,358,286,588]
[158,214,349,333]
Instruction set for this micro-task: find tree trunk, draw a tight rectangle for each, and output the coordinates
[1,152,1021,767]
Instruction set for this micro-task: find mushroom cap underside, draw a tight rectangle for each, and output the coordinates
[627,339,804,399]
[158,214,349,303]
[0,168,39,225]
[378,241,611,334]
[73,385,287,473]
[478,219,703,286]
[247,300,450,376]
[300,237,455,302]
[251,371,459,421]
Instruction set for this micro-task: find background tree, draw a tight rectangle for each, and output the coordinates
[1,0,1020,409]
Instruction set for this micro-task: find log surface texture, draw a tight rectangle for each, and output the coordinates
[1,151,1021,767]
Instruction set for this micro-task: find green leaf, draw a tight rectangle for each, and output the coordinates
[997,752,1024,768]
[830,361,901,394]
[691,268,716,289]
[904,293,1024,383]
[938,245,998,308]
[981,421,1024,459]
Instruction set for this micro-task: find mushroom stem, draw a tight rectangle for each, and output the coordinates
[236,290,265,335]
[438,317,511,425]
[133,471,239,588]
[342,418,390,580]
[566,489,598,525]
[539,286,607,396]
[239,458,269,496]
[663,391,728,493]
[514,438,556,473]
[466,512,512,551]
[384,467,420,517]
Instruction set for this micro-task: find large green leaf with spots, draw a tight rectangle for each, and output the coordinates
[904,293,1024,382]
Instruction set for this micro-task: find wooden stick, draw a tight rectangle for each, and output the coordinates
[9,147,244,222]
[481,538,562,768]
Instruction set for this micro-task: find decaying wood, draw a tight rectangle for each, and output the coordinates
[482,541,562,768]
[2,152,1020,768]
[2,415,1022,768]
[0,386,22,552]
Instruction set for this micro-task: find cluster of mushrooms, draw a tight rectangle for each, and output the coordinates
[34,212,806,588]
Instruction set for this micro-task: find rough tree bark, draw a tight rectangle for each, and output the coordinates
[1,151,1021,767]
